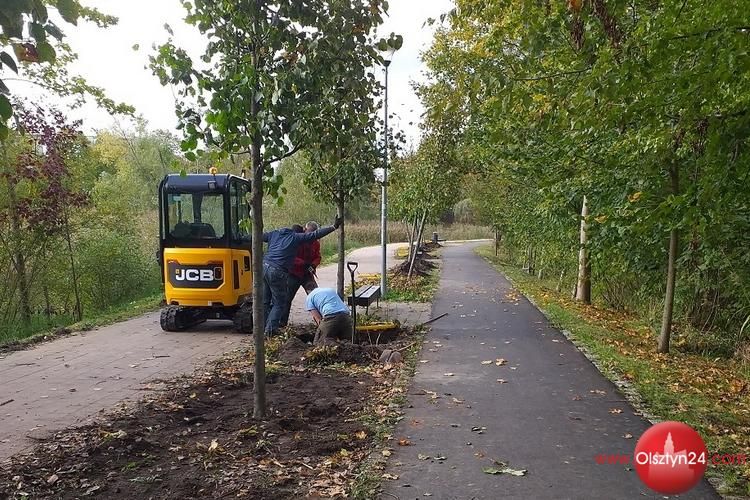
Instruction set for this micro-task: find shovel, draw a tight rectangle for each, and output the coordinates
[347,261,359,342]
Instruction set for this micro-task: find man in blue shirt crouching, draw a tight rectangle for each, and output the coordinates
[305,287,352,345]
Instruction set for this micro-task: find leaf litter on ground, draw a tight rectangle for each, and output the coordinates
[483,459,527,477]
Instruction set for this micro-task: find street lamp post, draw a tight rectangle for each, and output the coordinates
[381,48,394,298]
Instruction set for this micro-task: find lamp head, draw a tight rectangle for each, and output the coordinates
[382,46,396,66]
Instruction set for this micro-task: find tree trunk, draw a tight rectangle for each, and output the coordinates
[43,286,51,320]
[575,195,591,304]
[407,214,417,263]
[408,210,427,279]
[525,245,535,275]
[494,228,500,256]
[15,250,31,325]
[556,269,565,293]
[63,209,83,321]
[336,195,345,298]
[658,228,679,353]
[658,166,680,353]
[7,182,31,325]
[250,78,266,419]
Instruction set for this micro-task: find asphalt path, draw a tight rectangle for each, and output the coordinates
[381,242,718,500]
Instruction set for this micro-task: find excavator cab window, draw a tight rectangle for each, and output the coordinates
[229,179,251,245]
[167,192,225,241]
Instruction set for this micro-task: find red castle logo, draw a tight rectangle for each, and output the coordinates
[646,432,696,486]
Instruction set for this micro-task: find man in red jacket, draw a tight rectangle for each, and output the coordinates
[280,221,322,327]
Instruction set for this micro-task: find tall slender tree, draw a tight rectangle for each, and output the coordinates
[151,0,392,417]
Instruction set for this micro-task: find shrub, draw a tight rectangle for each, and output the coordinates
[76,227,160,311]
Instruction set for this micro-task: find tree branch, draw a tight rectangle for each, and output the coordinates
[262,142,304,167]
[510,67,591,82]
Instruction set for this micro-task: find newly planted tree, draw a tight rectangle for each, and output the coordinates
[151,0,391,417]
[303,30,399,297]
[390,128,460,278]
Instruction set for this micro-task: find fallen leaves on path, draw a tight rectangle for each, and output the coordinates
[609,408,623,414]
[503,272,750,489]
[483,464,527,476]
[495,358,507,366]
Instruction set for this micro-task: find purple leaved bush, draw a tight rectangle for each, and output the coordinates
[2,103,88,232]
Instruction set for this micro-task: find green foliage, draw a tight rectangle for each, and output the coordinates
[0,120,179,345]
[0,1,129,139]
[75,227,160,311]
[420,0,750,353]
[150,0,391,189]
[264,155,348,228]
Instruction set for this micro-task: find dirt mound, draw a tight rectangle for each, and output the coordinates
[393,255,437,277]
[0,356,374,499]
[277,336,311,365]
[330,342,380,364]
[279,339,380,367]
[0,327,73,354]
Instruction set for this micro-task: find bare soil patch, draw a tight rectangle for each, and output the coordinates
[0,333,404,499]
[0,327,73,355]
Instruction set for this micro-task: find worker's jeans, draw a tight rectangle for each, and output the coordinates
[280,272,318,327]
[314,313,352,345]
[263,262,288,335]
[279,274,303,327]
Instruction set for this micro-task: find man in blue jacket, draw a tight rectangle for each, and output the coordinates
[262,216,340,335]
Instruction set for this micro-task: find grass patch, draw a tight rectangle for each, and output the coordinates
[0,292,163,350]
[354,264,440,303]
[385,272,440,303]
[476,244,750,496]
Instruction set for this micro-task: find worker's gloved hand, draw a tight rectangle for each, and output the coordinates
[333,215,342,229]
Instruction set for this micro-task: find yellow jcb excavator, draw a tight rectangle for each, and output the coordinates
[157,169,253,332]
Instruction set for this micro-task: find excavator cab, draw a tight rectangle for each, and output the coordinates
[157,171,253,332]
